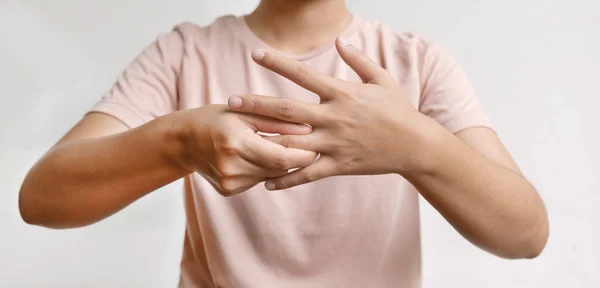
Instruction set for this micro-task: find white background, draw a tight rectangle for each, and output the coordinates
[1,0,598,287]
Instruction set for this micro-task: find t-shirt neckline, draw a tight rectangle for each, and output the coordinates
[233,14,363,61]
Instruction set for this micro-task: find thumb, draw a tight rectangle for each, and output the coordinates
[335,37,391,84]
[265,156,334,190]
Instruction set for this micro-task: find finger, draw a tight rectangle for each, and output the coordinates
[263,133,324,152]
[237,112,312,135]
[251,50,344,100]
[335,38,392,85]
[239,133,318,171]
[264,156,336,190]
[219,156,289,178]
[230,94,323,125]
[213,175,265,197]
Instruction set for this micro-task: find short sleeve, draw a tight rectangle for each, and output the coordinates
[418,41,493,133]
[88,29,185,128]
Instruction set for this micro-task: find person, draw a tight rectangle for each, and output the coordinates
[18,0,549,287]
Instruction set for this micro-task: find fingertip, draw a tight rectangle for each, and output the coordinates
[252,49,266,62]
[297,124,312,134]
[265,181,277,191]
[335,37,349,54]
[228,95,243,109]
[314,152,321,162]
[336,37,357,52]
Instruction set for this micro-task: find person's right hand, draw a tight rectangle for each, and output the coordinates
[174,104,317,196]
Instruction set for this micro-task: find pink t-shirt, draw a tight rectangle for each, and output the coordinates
[90,15,491,288]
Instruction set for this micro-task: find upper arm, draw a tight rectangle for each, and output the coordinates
[455,127,521,174]
[57,27,185,148]
[88,28,185,129]
[413,40,521,173]
[412,39,519,171]
[417,40,492,134]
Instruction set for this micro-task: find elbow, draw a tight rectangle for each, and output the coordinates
[513,233,547,260]
[497,213,549,260]
[19,166,46,226]
[19,179,63,228]
[522,219,549,259]
[518,203,550,259]
[19,181,98,229]
[19,193,38,226]
[510,231,548,260]
[18,184,44,226]
[489,229,548,260]
[19,193,73,229]
[18,189,75,229]
[18,157,85,229]
[20,207,42,226]
[497,191,550,260]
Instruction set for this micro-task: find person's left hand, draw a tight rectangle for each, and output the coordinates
[228,38,439,190]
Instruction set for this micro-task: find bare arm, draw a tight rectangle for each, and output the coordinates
[19,107,316,229]
[226,42,549,259]
[404,125,548,259]
[19,112,189,228]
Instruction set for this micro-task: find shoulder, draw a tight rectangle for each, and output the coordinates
[175,16,234,39]
[355,18,451,65]
[355,18,461,90]
[153,15,238,55]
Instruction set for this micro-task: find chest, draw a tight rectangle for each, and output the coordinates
[178,47,421,109]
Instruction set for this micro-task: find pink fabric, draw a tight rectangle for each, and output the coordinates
[90,15,492,288]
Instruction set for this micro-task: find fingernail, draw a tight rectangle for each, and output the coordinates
[298,124,312,133]
[252,49,266,61]
[228,95,243,109]
[265,181,276,190]
[338,37,348,46]
[339,37,356,49]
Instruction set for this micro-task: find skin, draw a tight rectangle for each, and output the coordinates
[19,106,316,228]
[19,0,548,259]
[229,42,549,259]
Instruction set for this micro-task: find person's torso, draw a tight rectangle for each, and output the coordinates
[175,15,424,288]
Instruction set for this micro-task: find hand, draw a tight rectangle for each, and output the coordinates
[175,104,318,196]
[227,39,436,190]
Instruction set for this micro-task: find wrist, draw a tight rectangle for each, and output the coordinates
[149,111,195,174]
[394,113,448,176]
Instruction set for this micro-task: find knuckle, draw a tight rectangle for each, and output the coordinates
[338,159,356,175]
[333,114,358,129]
[219,139,239,156]
[342,117,359,129]
[292,63,310,82]
[250,95,260,112]
[334,88,353,99]
[279,102,294,119]
[377,66,389,75]
[280,137,295,148]
[216,161,236,177]
[337,85,363,101]
[374,68,391,82]
[302,171,318,183]
[273,156,290,170]
[218,179,238,196]
[318,107,336,122]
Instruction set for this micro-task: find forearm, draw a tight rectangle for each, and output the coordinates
[19,114,190,229]
[403,122,548,259]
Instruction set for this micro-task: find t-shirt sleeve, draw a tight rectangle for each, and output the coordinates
[88,29,185,129]
[418,41,493,133]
